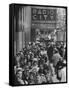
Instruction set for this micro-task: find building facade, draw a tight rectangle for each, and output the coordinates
[13,5,66,55]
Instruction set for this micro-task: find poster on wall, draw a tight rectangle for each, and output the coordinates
[9,3,67,86]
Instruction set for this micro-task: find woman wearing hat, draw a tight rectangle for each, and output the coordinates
[52,48,62,67]
[56,60,66,82]
[16,68,25,85]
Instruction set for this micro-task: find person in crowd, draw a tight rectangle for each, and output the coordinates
[37,73,47,84]
[64,46,66,60]
[52,48,62,67]
[59,44,64,57]
[38,64,44,74]
[30,60,39,74]
[47,42,54,63]
[16,68,25,85]
[49,63,59,83]
[14,40,66,85]
[56,60,66,82]
[22,66,30,84]
[28,72,38,84]
[14,54,21,75]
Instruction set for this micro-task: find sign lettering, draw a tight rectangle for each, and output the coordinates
[32,8,56,22]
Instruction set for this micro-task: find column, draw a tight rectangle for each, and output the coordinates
[16,8,23,53]
[24,6,31,45]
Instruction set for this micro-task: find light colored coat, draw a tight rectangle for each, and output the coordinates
[52,53,62,67]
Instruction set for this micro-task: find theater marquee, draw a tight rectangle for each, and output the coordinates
[31,8,56,22]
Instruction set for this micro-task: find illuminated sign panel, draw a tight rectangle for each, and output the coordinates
[32,23,56,29]
[31,8,56,22]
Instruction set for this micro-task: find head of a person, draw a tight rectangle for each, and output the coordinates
[27,54,30,60]
[16,54,20,62]
[17,62,20,68]
[24,58,27,64]
[24,66,29,75]
[39,64,44,70]
[19,51,23,55]
[33,61,38,66]
[56,60,66,80]
[16,68,23,79]
[50,42,54,46]
[53,48,58,54]
[31,53,34,59]
[56,60,66,70]
[28,61,31,67]
[44,64,49,74]
[29,72,34,80]
[26,70,30,77]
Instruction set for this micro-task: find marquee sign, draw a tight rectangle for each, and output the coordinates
[31,8,56,22]
[32,23,56,29]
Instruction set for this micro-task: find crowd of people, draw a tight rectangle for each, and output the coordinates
[13,40,66,85]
